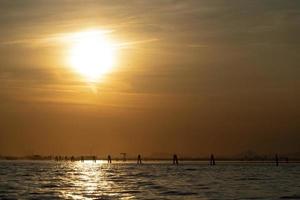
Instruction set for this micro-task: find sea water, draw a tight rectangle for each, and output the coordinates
[0,161,299,199]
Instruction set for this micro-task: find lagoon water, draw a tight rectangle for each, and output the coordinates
[0,160,300,199]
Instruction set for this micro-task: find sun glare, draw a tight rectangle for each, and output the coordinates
[68,30,116,81]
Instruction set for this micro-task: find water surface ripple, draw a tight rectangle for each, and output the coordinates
[0,161,299,199]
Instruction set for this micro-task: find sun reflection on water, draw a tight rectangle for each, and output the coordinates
[60,160,116,199]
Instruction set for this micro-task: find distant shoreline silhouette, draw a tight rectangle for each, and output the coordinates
[1,153,300,163]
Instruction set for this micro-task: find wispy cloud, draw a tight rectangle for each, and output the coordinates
[118,38,160,49]
[187,44,209,48]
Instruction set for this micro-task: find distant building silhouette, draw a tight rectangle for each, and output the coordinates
[173,154,178,165]
[137,154,142,164]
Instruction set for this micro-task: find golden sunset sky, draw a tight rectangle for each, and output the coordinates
[0,0,299,157]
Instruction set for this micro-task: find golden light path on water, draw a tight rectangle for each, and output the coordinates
[61,160,115,200]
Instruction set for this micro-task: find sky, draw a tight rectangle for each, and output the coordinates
[0,0,299,157]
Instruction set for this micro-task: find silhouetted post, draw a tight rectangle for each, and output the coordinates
[286,157,289,163]
[120,153,127,162]
[107,155,112,163]
[81,156,84,162]
[65,156,68,161]
[71,156,75,162]
[173,154,178,165]
[210,154,216,166]
[275,154,279,166]
[137,154,142,164]
[93,156,96,162]
[55,156,59,161]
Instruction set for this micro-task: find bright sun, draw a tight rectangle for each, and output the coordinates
[68,30,116,81]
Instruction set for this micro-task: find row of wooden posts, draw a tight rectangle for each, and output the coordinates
[54,154,285,166]
[55,154,176,164]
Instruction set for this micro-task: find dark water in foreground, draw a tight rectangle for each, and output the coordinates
[0,161,300,200]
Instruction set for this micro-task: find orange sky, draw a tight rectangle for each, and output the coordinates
[0,0,299,157]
